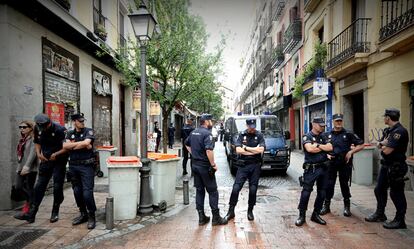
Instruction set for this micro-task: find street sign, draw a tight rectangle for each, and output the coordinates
[313,79,329,95]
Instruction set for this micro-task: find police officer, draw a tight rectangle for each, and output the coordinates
[224,118,265,221]
[185,114,227,226]
[63,113,97,229]
[365,108,409,229]
[320,114,364,217]
[181,118,194,175]
[296,117,333,226]
[19,114,68,223]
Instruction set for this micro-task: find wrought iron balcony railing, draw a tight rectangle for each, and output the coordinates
[327,18,371,69]
[283,19,302,53]
[380,0,414,41]
[272,44,284,67]
[272,0,285,21]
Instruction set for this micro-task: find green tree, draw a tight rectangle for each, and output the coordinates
[113,0,225,153]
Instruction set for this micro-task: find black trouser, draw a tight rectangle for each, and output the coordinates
[33,161,66,207]
[374,163,408,219]
[182,143,191,171]
[298,166,328,212]
[168,136,174,147]
[219,133,224,141]
[15,171,37,204]
[325,161,352,201]
[68,164,97,213]
[155,137,161,152]
[229,163,261,207]
[192,164,219,211]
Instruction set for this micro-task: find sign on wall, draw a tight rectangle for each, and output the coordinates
[133,89,141,111]
[45,102,65,125]
[313,79,329,95]
[150,101,161,116]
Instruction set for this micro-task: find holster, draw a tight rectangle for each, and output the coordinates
[208,166,216,177]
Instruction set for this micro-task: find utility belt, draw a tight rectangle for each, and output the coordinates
[69,158,95,166]
[303,161,330,170]
[192,158,210,167]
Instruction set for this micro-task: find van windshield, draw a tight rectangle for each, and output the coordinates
[233,117,282,137]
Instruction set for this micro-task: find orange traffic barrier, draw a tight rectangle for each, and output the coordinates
[147,152,178,160]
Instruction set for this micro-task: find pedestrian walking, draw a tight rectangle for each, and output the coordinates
[63,113,97,229]
[13,121,38,220]
[154,121,161,152]
[295,117,332,226]
[181,118,194,175]
[320,113,364,217]
[219,122,224,142]
[185,114,227,226]
[224,118,265,221]
[365,108,409,229]
[19,114,68,224]
[168,123,175,149]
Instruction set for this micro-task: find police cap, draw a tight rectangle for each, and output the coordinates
[71,113,85,122]
[34,113,50,125]
[246,118,256,128]
[333,113,343,121]
[200,113,213,122]
[384,108,400,119]
[312,117,326,126]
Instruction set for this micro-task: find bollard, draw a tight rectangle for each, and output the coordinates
[183,178,189,205]
[105,197,114,230]
[178,148,182,157]
[138,158,153,214]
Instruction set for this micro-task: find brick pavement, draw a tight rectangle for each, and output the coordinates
[0,148,413,248]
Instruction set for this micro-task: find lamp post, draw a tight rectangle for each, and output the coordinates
[128,3,157,214]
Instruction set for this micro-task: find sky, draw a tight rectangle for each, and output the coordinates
[189,0,257,93]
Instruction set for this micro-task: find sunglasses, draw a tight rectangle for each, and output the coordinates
[19,126,29,129]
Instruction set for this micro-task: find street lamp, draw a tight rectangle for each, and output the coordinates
[129,3,157,214]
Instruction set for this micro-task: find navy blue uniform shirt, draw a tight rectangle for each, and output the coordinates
[34,122,66,160]
[302,131,329,164]
[234,130,266,163]
[326,128,364,157]
[181,124,194,141]
[381,122,408,162]
[66,128,95,161]
[185,127,214,166]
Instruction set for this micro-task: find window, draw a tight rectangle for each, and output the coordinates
[93,0,105,31]
[318,26,324,42]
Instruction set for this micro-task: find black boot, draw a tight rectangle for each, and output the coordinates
[87,213,96,229]
[311,211,327,225]
[295,210,306,226]
[247,206,254,221]
[211,209,228,226]
[343,199,351,217]
[383,217,407,229]
[50,204,60,223]
[224,205,235,221]
[72,210,88,225]
[21,204,38,224]
[365,211,387,222]
[183,169,188,175]
[197,210,210,225]
[320,200,331,215]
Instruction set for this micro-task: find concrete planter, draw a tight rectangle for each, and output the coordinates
[149,157,179,207]
[352,146,375,185]
[96,147,118,177]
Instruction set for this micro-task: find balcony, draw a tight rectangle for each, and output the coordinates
[272,0,285,21]
[304,0,321,13]
[379,0,414,52]
[272,44,284,68]
[326,18,371,77]
[283,19,302,53]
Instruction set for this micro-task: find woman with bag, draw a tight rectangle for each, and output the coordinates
[13,120,38,220]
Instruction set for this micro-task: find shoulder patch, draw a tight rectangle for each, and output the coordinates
[209,135,213,141]
[393,133,401,140]
[302,136,307,141]
[88,130,94,135]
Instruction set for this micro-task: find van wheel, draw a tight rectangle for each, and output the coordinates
[229,160,237,175]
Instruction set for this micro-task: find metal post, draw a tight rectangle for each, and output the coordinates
[138,43,153,214]
[183,178,189,205]
[139,158,153,214]
[105,197,114,230]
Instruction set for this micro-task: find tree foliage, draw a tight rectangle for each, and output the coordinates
[113,0,225,153]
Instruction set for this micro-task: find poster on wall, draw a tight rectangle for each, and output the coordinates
[150,101,161,116]
[43,45,76,80]
[93,67,112,96]
[133,89,141,111]
[45,102,65,125]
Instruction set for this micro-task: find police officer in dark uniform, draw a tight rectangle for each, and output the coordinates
[181,118,194,175]
[224,118,265,221]
[63,113,97,229]
[320,114,364,217]
[365,108,409,229]
[185,114,227,226]
[295,117,333,226]
[19,114,68,224]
